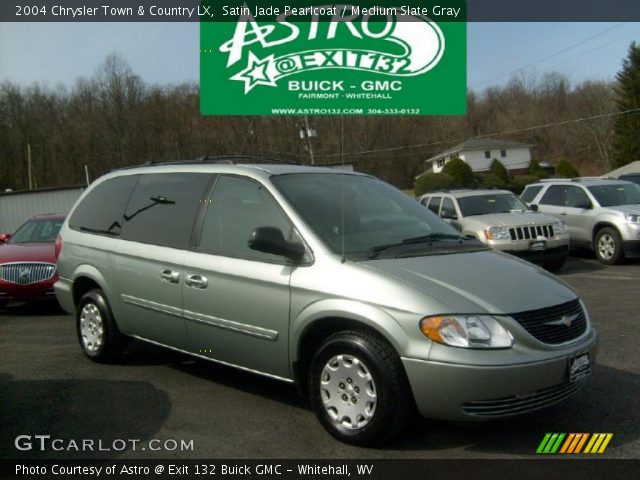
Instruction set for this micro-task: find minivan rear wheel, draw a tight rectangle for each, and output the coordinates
[595,227,624,265]
[77,289,125,363]
[308,331,412,445]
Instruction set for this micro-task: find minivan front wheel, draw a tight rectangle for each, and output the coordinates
[309,331,412,445]
[595,227,624,265]
[77,289,124,363]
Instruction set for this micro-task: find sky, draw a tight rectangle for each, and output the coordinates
[0,21,639,92]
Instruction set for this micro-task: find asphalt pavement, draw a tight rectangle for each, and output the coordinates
[1,255,638,459]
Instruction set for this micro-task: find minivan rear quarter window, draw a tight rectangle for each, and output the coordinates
[121,173,212,249]
[69,175,138,236]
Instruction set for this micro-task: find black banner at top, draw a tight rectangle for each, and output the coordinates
[2,0,640,22]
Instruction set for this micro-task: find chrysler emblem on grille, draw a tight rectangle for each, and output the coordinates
[544,313,578,327]
[19,269,31,282]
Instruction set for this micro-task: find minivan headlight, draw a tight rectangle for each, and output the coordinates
[484,226,510,240]
[625,213,640,223]
[553,221,567,234]
[420,315,514,349]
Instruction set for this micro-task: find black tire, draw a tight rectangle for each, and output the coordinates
[544,258,566,272]
[76,289,125,363]
[308,330,413,446]
[594,227,624,265]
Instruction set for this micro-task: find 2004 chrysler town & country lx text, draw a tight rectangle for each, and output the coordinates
[54,160,597,445]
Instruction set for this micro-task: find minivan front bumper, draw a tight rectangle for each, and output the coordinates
[402,330,597,421]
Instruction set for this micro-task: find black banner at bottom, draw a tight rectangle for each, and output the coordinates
[1,459,639,480]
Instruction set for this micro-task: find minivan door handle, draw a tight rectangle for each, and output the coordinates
[160,269,180,284]
[185,274,208,289]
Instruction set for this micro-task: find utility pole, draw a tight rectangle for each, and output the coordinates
[27,143,33,190]
[303,115,315,165]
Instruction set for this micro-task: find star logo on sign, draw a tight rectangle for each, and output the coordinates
[230,52,277,94]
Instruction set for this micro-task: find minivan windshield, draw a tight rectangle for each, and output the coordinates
[458,193,529,217]
[10,218,64,244]
[588,183,640,207]
[272,173,486,260]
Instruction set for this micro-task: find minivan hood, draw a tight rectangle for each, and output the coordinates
[463,211,557,227]
[360,250,576,314]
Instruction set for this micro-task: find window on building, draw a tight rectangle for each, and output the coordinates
[437,159,445,168]
[484,151,491,159]
[501,150,507,158]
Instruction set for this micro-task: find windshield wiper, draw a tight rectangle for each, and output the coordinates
[368,233,464,258]
[401,233,464,244]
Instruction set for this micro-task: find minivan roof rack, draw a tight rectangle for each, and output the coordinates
[114,155,301,171]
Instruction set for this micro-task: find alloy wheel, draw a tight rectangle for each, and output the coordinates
[598,233,616,260]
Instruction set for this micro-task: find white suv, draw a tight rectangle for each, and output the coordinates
[418,190,569,271]
[521,178,640,264]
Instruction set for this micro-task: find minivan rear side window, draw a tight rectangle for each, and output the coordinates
[121,173,212,249]
[521,185,543,203]
[69,175,138,237]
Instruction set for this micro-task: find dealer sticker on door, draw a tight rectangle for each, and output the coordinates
[200,1,466,115]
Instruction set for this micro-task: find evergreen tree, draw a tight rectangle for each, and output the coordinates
[556,160,580,178]
[612,42,640,168]
[442,157,476,188]
[489,159,510,183]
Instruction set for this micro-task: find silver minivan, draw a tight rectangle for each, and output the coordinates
[55,161,597,445]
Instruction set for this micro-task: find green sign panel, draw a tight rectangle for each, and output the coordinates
[200,2,466,115]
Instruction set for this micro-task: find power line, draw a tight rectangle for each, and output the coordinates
[474,23,627,89]
[261,107,640,160]
[544,29,640,72]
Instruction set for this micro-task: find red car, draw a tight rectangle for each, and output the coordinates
[0,214,66,306]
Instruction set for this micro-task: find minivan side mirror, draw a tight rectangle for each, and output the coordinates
[529,204,539,212]
[248,227,306,262]
[0,233,11,244]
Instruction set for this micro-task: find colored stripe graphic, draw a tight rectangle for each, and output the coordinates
[572,433,588,454]
[536,433,565,454]
[538,433,613,454]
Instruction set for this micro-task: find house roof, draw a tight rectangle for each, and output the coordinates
[604,160,640,178]
[424,138,534,164]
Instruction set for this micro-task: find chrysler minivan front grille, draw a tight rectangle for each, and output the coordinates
[510,299,587,344]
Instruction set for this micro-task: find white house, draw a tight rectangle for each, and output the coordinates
[423,138,533,175]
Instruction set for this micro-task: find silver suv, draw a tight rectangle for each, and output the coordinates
[418,190,570,271]
[54,160,597,445]
[521,178,640,265]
